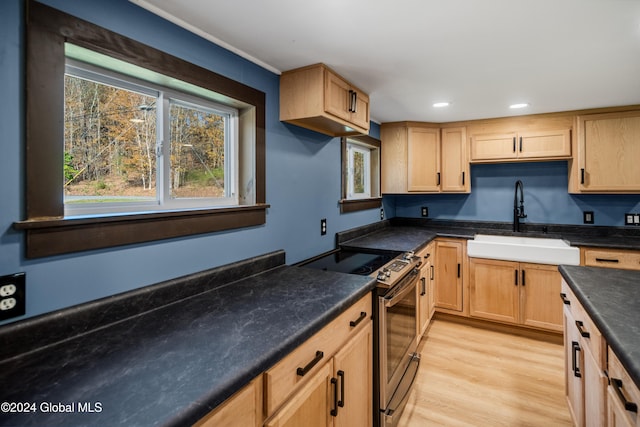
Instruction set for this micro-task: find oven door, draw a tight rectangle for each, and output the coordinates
[379,267,420,426]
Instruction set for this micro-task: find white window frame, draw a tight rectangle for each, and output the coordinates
[347,142,372,199]
[63,59,239,217]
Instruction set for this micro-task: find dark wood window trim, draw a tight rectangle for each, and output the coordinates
[15,1,267,258]
[339,135,382,213]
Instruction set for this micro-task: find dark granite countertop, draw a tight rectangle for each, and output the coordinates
[559,265,640,391]
[337,218,640,253]
[0,263,375,427]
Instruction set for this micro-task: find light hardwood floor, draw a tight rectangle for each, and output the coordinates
[398,318,572,427]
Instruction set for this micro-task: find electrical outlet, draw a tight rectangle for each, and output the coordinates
[421,206,429,217]
[0,284,17,297]
[625,213,635,226]
[583,211,594,224]
[320,218,327,236]
[0,298,17,311]
[380,208,384,220]
[0,273,25,321]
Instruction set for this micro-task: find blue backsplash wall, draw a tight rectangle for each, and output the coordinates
[1,0,638,325]
[391,161,640,226]
[0,0,384,324]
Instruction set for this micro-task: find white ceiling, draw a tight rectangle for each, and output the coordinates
[131,0,640,123]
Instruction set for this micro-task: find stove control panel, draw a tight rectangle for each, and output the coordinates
[374,252,420,287]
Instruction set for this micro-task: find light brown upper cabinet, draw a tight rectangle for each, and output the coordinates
[381,122,469,194]
[570,110,640,193]
[470,129,571,162]
[280,63,370,137]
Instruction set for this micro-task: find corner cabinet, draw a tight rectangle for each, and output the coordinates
[469,258,563,332]
[470,129,571,162]
[280,63,370,137]
[381,122,469,194]
[570,110,640,193]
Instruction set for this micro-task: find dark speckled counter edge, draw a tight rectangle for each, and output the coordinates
[0,250,286,361]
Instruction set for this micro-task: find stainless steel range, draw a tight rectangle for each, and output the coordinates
[299,249,422,427]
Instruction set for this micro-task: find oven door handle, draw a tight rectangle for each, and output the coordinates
[384,269,419,308]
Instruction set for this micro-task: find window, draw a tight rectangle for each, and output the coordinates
[16,1,266,258]
[340,135,381,213]
[347,143,371,199]
[64,57,239,216]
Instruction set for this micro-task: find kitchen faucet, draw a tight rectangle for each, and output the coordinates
[513,180,527,232]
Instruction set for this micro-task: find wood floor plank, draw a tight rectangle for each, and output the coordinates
[398,319,572,427]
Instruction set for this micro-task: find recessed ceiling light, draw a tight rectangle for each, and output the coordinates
[433,102,450,108]
[509,103,529,109]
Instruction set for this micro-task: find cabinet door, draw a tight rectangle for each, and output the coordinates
[470,132,517,161]
[564,306,585,427]
[407,127,440,191]
[520,263,563,332]
[608,386,636,427]
[584,347,607,427]
[265,361,334,427]
[469,258,519,324]
[380,124,408,194]
[441,127,469,192]
[577,111,640,192]
[324,71,351,122]
[518,129,571,159]
[434,240,463,311]
[417,271,430,338]
[333,323,372,427]
[195,377,262,427]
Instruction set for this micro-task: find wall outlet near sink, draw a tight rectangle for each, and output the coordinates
[421,206,429,217]
[625,213,640,226]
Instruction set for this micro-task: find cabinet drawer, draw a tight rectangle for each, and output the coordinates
[416,242,434,270]
[583,248,640,271]
[264,293,371,416]
[560,280,605,368]
[608,347,640,426]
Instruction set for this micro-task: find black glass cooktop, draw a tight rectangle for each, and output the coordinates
[300,250,401,276]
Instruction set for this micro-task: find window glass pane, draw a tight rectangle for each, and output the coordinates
[348,143,371,199]
[64,74,157,205]
[353,150,366,194]
[170,102,228,199]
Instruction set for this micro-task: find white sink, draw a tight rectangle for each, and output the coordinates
[467,234,580,265]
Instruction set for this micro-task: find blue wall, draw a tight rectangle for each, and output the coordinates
[1,1,639,325]
[0,0,385,324]
[392,161,640,226]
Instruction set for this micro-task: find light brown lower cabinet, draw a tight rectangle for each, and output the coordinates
[195,293,372,427]
[434,239,465,313]
[608,348,640,427]
[264,293,372,426]
[265,323,372,427]
[416,242,435,338]
[194,376,263,427]
[582,247,640,271]
[561,279,607,427]
[469,258,563,331]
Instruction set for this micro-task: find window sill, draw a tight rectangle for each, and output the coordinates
[339,198,382,213]
[13,204,269,258]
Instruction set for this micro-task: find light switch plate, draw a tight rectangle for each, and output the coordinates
[583,211,594,224]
